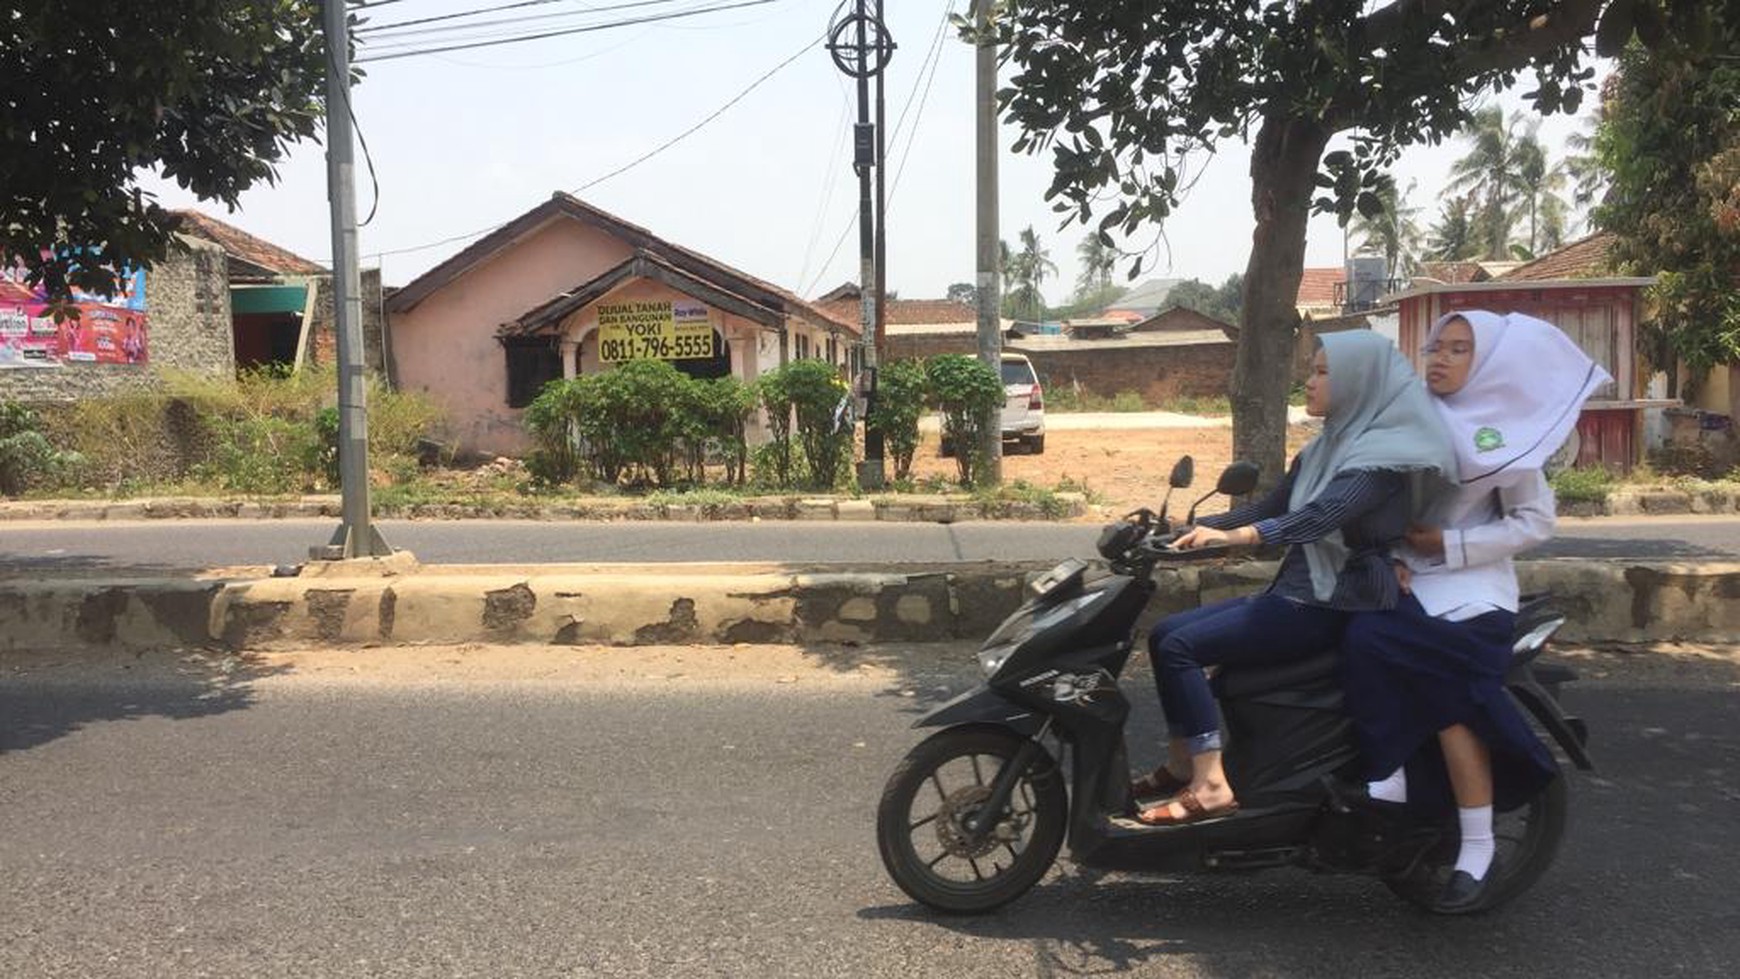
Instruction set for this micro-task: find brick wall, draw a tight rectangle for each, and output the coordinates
[0,235,234,403]
[304,268,387,377]
[883,331,978,362]
[1009,341,1236,401]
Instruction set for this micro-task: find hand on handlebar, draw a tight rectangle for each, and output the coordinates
[1170,525,1237,550]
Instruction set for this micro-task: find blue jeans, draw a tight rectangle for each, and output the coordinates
[1148,594,1348,754]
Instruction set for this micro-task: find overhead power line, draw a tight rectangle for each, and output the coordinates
[355,0,777,63]
[359,0,691,38]
[339,31,819,262]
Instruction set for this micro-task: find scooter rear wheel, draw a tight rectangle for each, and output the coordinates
[1383,758,1568,914]
[876,725,1067,914]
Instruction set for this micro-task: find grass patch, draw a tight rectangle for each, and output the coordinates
[1549,466,1617,505]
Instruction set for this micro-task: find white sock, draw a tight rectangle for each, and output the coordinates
[1455,805,1496,881]
[1367,767,1408,804]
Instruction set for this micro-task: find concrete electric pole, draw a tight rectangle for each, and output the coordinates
[316,0,391,559]
[972,0,1002,485]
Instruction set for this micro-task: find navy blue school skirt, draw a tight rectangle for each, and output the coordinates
[1341,594,1557,814]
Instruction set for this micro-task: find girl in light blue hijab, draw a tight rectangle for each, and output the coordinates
[1133,330,1457,826]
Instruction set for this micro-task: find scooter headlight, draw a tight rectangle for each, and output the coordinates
[978,642,1016,678]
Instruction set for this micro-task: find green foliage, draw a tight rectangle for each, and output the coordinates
[0,402,63,497]
[926,354,1004,487]
[1549,465,1616,505]
[193,415,319,495]
[1,0,326,307]
[32,367,442,494]
[694,376,758,486]
[1595,11,1740,394]
[867,358,929,481]
[756,367,797,488]
[526,360,694,487]
[774,359,852,491]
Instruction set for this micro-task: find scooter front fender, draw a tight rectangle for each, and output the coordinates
[913,686,1045,737]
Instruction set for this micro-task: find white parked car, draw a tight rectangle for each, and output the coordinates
[999,352,1045,454]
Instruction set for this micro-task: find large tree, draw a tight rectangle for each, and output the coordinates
[1444,106,1530,260]
[2,1,327,306]
[1074,232,1116,299]
[976,0,1669,487]
[1595,7,1740,400]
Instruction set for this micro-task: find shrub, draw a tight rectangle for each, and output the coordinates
[868,358,927,481]
[777,359,853,491]
[926,354,1004,487]
[1550,465,1616,506]
[0,402,63,497]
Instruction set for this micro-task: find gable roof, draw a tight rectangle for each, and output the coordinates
[1103,277,1182,313]
[1496,231,1617,281]
[500,250,786,336]
[386,192,852,333]
[172,209,326,279]
[1295,267,1342,310]
[1133,305,1235,334]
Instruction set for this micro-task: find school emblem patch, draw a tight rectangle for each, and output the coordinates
[1473,426,1506,453]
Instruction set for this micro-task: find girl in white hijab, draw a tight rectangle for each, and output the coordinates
[1133,331,1457,826]
[1340,310,1610,913]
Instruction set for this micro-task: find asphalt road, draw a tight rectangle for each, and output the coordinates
[2,515,1739,578]
[2,643,1736,977]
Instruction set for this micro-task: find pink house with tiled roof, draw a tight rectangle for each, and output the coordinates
[385,193,857,455]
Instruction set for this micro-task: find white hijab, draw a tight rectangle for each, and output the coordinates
[1426,310,1613,486]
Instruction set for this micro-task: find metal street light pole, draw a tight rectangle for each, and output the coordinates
[317,0,391,559]
[827,0,893,491]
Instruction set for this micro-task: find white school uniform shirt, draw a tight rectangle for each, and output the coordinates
[1396,468,1556,622]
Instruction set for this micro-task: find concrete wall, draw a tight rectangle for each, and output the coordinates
[0,235,234,403]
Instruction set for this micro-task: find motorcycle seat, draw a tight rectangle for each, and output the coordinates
[1212,649,1342,700]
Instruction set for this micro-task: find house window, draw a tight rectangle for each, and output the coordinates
[504,336,562,408]
[796,333,810,359]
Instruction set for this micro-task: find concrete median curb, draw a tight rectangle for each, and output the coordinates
[3,557,1738,656]
[0,492,1089,524]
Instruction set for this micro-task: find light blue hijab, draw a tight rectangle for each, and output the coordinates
[1288,331,1458,601]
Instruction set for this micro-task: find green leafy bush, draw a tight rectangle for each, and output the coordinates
[926,354,1004,487]
[1550,465,1616,506]
[0,402,63,497]
[868,358,928,481]
[776,359,852,491]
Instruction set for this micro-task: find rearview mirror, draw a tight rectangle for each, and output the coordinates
[1216,461,1260,498]
[1169,455,1194,489]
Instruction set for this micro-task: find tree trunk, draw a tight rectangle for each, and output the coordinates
[1232,114,1332,493]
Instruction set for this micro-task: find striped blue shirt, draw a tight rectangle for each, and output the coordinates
[1199,460,1409,610]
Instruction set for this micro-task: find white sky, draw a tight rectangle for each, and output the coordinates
[136,0,1607,305]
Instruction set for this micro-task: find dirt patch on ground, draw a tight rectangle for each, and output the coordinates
[902,420,1314,519]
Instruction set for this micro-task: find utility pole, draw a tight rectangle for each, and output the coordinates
[316,0,391,559]
[827,1,893,491]
[972,0,1002,485]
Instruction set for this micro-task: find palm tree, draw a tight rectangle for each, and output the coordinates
[1425,193,1480,261]
[1075,233,1115,298]
[1512,124,1572,256]
[1019,226,1056,292]
[1001,226,1054,322]
[1350,176,1423,280]
[1444,106,1527,259]
[1562,106,1607,233]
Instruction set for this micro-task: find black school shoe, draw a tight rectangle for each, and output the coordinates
[1435,870,1489,914]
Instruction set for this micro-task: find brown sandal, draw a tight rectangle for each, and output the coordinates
[1130,766,1190,800]
[1135,787,1240,826]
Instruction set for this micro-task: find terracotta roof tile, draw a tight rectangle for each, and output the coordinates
[818,297,976,327]
[1295,267,1342,308]
[172,210,326,276]
[1496,232,1617,281]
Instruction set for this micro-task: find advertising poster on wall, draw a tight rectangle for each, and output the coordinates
[0,260,149,369]
[596,299,714,362]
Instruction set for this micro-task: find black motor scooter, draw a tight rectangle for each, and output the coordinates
[876,457,1592,915]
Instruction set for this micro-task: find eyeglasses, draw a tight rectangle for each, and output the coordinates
[1421,341,1473,358]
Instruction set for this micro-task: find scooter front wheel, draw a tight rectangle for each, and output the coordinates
[876,725,1066,914]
